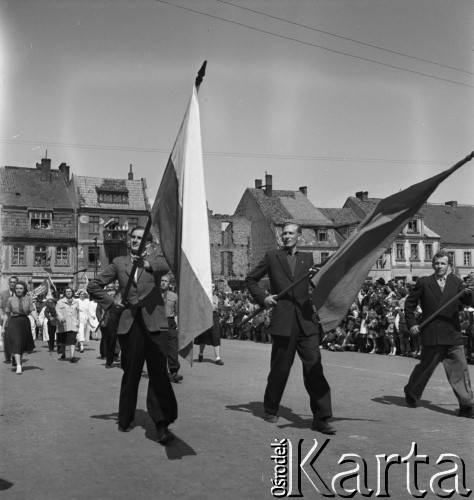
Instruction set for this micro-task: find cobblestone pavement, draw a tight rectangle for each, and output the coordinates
[1,338,473,499]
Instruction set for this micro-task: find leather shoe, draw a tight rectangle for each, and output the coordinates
[311,419,336,435]
[458,407,474,418]
[264,413,279,423]
[404,387,417,408]
[215,359,224,366]
[170,373,183,383]
[156,426,175,444]
[197,354,203,362]
[118,423,134,432]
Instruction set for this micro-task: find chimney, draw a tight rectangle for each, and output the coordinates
[36,157,52,181]
[255,179,262,189]
[445,200,457,208]
[128,164,134,180]
[58,162,70,182]
[299,186,307,196]
[355,191,368,201]
[265,173,273,197]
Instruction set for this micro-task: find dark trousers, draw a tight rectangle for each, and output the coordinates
[405,344,474,408]
[167,327,180,374]
[102,326,118,366]
[47,324,57,351]
[264,316,332,419]
[117,310,177,429]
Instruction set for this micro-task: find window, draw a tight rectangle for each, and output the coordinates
[317,230,327,242]
[410,244,419,260]
[88,246,100,267]
[396,243,405,260]
[107,245,127,264]
[30,211,52,229]
[56,246,69,266]
[128,217,138,228]
[463,252,471,266]
[89,216,100,234]
[447,251,455,266]
[376,254,387,269]
[320,252,329,263]
[407,220,419,233]
[34,246,48,266]
[12,246,26,266]
[221,222,233,246]
[221,251,233,276]
[425,244,433,260]
[98,191,129,204]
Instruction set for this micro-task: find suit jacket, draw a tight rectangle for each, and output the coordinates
[87,251,170,335]
[245,249,317,337]
[404,273,473,346]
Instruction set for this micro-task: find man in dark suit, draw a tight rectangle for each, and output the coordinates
[404,250,474,418]
[87,227,178,443]
[0,276,18,364]
[245,222,335,434]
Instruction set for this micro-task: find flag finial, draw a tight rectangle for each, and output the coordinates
[195,61,207,90]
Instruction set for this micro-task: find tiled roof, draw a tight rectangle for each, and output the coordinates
[419,203,474,245]
[73,175,148,211]
[343,196,381,218]
[318,207,361,227]
[0,166,74,209]
[246,188,334,226]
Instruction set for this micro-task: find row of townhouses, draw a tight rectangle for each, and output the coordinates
[1,158,473,293]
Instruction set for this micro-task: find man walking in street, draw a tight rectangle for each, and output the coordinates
[161,274,183,383]
[404,250,474,418]
[87,226,177,443]
[245,222,335,434]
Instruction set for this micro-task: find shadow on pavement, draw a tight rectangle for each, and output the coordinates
[20,366,44,372]
[226,401,378,429]
[90,410,197,459]
[0,479,13,491]
[372,395,457,416]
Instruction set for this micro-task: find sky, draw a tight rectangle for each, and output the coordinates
[1,0,473,215]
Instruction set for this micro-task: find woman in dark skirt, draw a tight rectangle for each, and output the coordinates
[194,284,224,365]
[3,281,39,374]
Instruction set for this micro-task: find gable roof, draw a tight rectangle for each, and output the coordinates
[72,175,149,211]
[419,203,474,245]
[343,195,381,219]
[318,207,361,227]
[0,166,74,210]
[239,188,334,226]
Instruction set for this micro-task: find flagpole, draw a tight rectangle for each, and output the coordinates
[417,288,471,330]
[238,267,320,327]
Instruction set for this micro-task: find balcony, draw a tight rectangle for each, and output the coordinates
[103,228,128,245]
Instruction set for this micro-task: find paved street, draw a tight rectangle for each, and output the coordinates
[1,338,473,499]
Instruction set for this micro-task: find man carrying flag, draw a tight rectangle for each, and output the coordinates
[246,221,335,435]
[87,226,177,444]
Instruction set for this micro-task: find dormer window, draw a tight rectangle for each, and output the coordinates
[407,220,419,233]
[30,211,52,229]
[97,190,129,204]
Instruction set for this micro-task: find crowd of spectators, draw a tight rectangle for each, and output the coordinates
[213,277,474,363]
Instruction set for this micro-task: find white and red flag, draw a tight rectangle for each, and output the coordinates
[151,86,213,361]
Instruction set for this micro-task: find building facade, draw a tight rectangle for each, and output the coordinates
[234,174,340,269]
[68,164,150,287]
[208,212,251,291]
[0,159,76,293]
